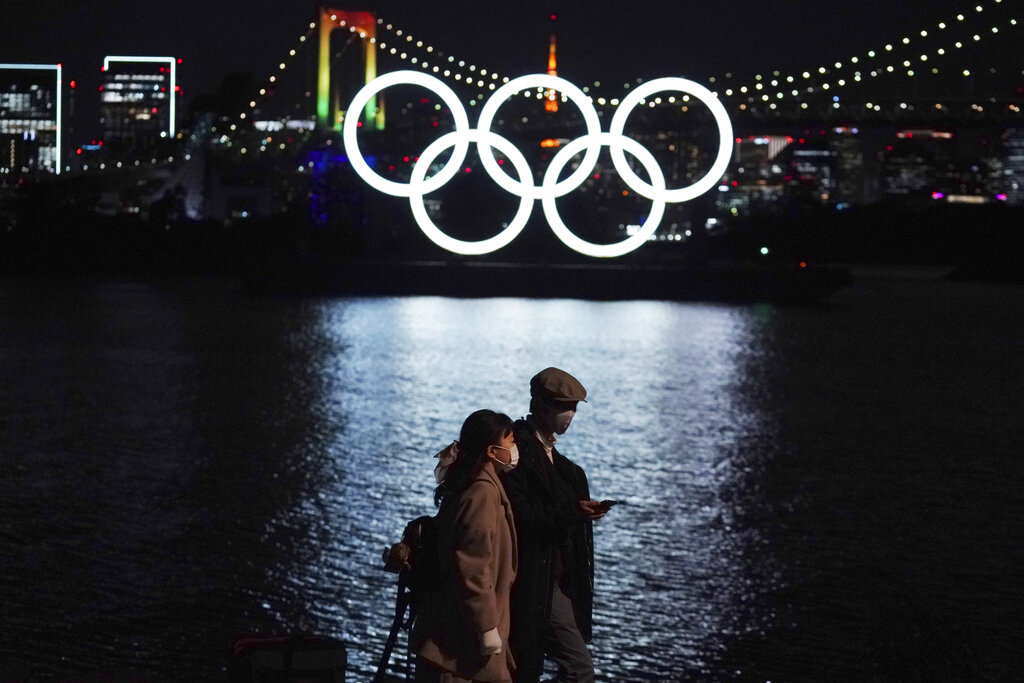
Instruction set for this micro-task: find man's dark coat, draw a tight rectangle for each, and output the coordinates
[502,418,594,683]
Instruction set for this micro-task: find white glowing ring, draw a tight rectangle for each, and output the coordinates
[542,132,666,258]
[342,71,470,197]
[476,74,603,200]
[409,129,535,255]
[609,77,734,203]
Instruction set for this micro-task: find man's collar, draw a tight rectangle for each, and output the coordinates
[526,414,557,450]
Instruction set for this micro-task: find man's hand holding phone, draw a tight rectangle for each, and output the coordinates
[579,499,620,520]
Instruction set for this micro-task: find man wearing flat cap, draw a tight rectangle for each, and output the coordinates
[502,367,606,683]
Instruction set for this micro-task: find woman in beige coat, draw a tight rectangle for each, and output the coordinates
[412,409,520,683]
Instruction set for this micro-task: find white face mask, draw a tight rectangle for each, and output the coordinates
[551,409,575,435]
[490,444,519,472]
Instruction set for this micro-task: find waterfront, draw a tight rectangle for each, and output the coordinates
[1,274,1021,681]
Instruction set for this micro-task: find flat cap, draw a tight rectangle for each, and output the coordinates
[530,367,588,402]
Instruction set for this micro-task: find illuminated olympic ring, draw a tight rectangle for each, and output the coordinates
[343,70,733,258]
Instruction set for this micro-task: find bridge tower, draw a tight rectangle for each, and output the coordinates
[317,6,383,131]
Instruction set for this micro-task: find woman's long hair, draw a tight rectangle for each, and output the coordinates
[434,409,513,508]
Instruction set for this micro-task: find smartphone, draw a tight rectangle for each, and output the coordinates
[599,499,620,509]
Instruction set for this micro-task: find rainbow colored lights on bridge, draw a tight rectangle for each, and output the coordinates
[317,8,380,131]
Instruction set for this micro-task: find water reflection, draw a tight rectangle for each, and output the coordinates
[296,297,773,680]
[713,288,1024,681]
[0,280,349,680]
[4,280,1020,681]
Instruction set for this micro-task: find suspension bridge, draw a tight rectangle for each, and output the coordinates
[54,0,1024,230]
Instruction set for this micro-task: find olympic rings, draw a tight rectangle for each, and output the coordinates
[343,70,733,258]
[342,71,470,197]
[477,74,603,200]
[543,132,666,258]
[609,78,733,203]
[410,129,535,255]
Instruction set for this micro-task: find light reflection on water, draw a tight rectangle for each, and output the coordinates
[2,279,1021,681]
[316,298,763,679]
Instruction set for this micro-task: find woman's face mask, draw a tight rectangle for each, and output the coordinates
[489,444,520,472]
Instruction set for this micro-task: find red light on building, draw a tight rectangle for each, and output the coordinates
[799,261,807,269]
[69,80,76,89]
[76,148,82,155]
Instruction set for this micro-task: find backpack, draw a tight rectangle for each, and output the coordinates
[381,514,443,601]
[373,512,446,683]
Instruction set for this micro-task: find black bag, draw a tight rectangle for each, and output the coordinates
[374,513,446,683]
[382,515,443,600]
[229,633,346,682]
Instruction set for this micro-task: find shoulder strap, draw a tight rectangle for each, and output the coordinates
[373,573,411,683]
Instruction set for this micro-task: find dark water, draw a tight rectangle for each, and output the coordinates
[1,275,1021,682]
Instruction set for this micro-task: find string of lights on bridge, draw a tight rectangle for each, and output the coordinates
[711,0,1020,115]
[218,0,1021,154]
[362,0,1021,117]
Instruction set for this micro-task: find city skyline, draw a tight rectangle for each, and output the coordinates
[2,0,1021,229]
[3,0,1020,129]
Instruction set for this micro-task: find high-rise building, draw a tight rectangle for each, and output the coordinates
[0,63,62,175]
[716,136,790,217]
[998,128,1024,205]
[879,129,954,198]
[99,56,177,156]
[828,127,865,208]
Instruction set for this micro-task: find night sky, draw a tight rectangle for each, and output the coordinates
[1,0,1017,137]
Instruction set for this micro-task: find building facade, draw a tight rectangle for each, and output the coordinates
[99,57,176,157]
[0,64,61,175]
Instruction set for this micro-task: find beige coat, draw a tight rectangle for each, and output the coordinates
[412,460,518,682]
